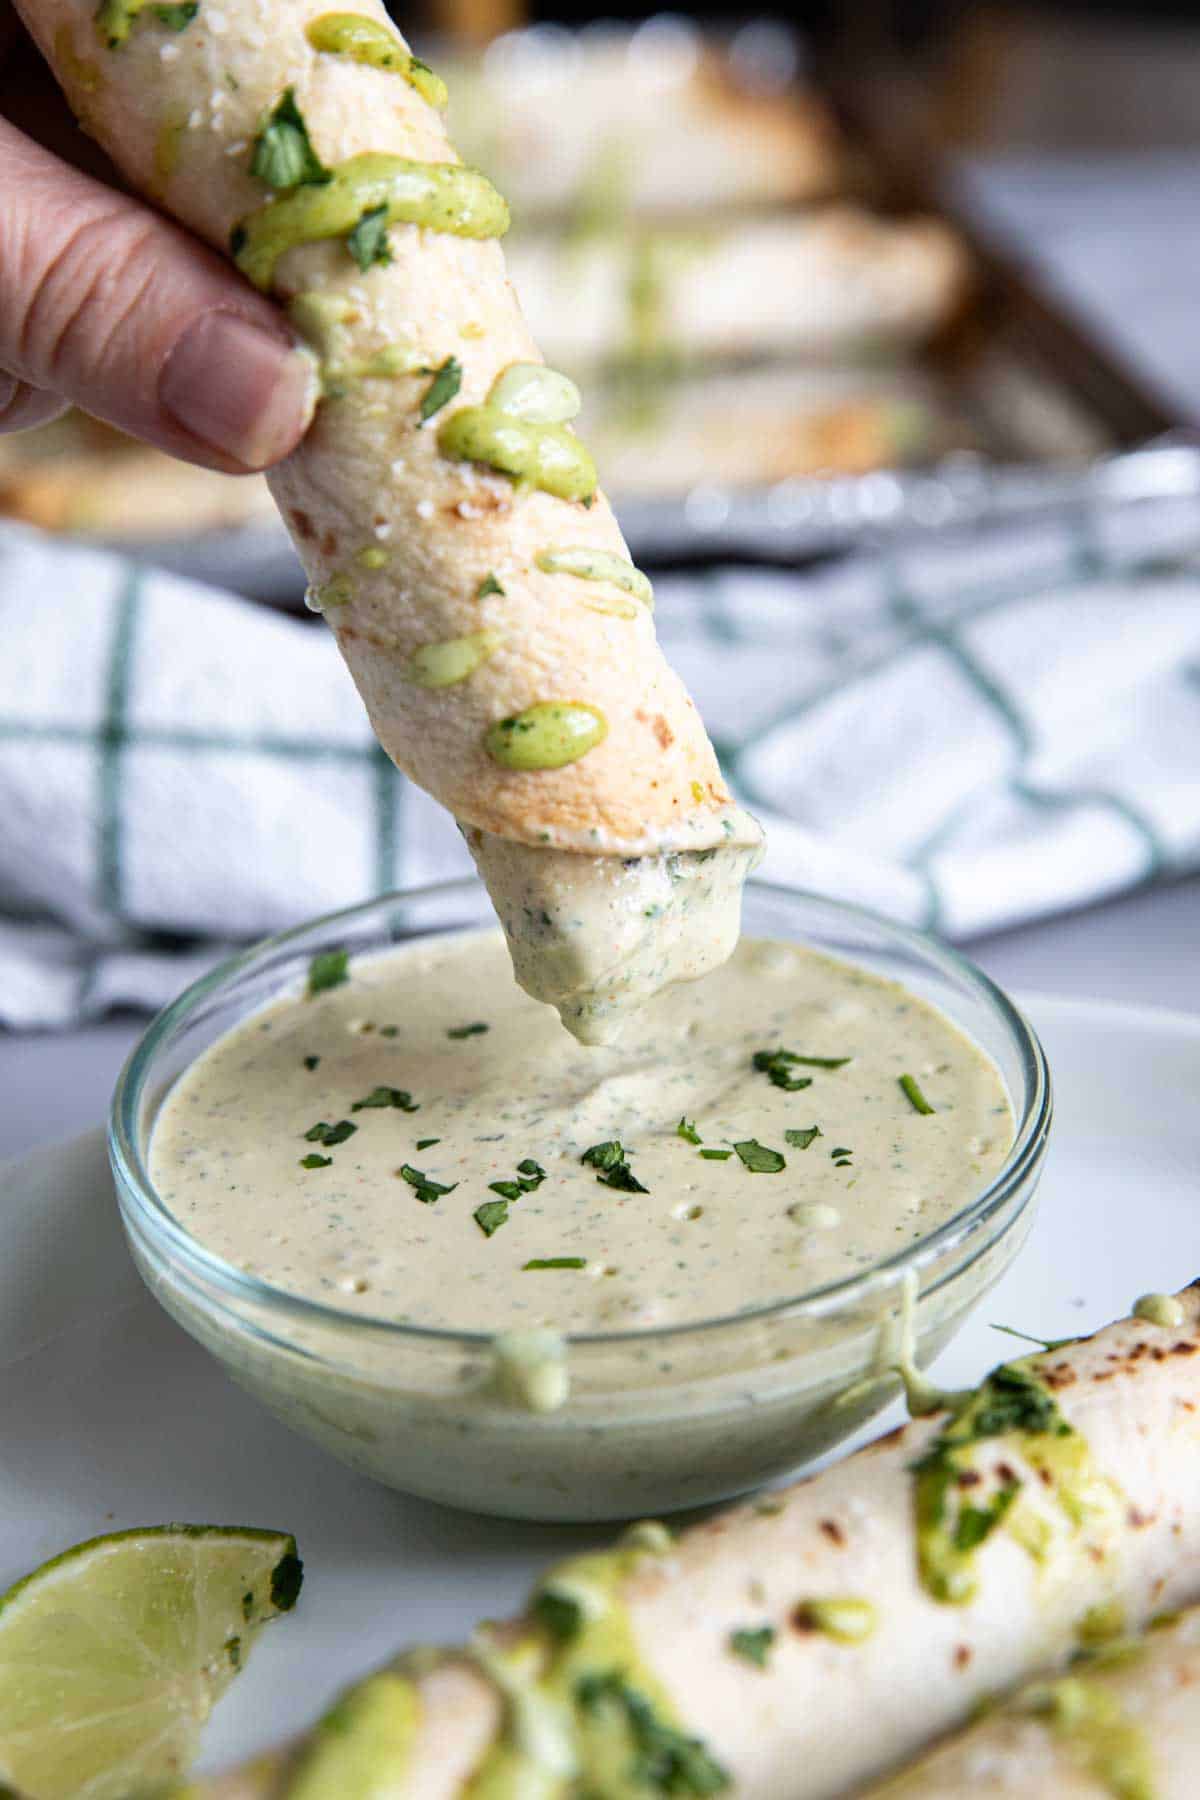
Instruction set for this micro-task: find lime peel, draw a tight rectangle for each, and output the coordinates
[0,1524,302,1800]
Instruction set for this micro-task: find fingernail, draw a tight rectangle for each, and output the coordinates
[160,311,316,468]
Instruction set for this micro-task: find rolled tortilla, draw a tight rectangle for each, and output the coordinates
[865,1603,1200,1798]
[509,210,970,373]
[183,1285,1200,1797]
[24,0,760,1039]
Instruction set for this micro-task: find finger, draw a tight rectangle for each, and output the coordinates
[0,372,70,434]
[0,117,317,473]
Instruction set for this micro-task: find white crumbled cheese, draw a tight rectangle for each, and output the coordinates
[225,139,248,157]
[456,500,485,520]
[390,458,406,478]
[373,523,393,541]
[415,499,435,520]
[160,42,180,62]
[187,108,203,130]
[206,8,228,30]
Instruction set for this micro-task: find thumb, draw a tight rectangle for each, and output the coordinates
[0,117,317,472]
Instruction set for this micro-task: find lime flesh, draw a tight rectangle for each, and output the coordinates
[0,1525,302,1799]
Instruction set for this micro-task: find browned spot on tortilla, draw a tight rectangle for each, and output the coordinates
[290,507,316,541]
[1129,1508,1155,1530]
[957,1470,982,1490]
[819,1519,846,1546]
[320,530,338,558]
[1171,1341,1198,1355]
[953,1645,972,1670]
[652,716,675,750]
[1042,1366,1077,1391]
[791,1603,819,1634]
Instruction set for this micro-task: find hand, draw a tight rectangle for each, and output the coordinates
[0,6,314,471]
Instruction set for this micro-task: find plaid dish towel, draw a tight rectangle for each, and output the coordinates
[2,495,1199,1028]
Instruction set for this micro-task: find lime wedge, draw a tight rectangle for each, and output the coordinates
[0,1524,302,1800]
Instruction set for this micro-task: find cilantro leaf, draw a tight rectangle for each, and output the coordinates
[399,1164,457,1204]
[752,1047,849,1090]
[152,2,198,29]
[785,1126,821,1150]
[303,1055,320,1072]
[347,203,393,271]
[733,1139,786,1174]
[351,1085,419,1113]
[447,1020,489,1039]
[474,1199,509,1237]
[729,1626,775,1668]
[476,573,505,599]
[676,1117,702,1145]
[418,355,463,425]
[581,1141,648,1193]
[576,1672,729,1795]
[699,1148,732,1160]
[306,947,349,997]
[251,88,331,191]
[524,1257,586,1270]
[532,1589,583,1641]
[299,1153,332,1169]
[303,1119,357,1147]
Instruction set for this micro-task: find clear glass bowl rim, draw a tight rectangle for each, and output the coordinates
[110,876,1051,1351]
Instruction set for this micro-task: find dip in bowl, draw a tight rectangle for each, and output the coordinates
[110,879,1050,1522]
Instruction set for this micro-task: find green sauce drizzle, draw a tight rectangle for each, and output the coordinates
[96,0,197,49]
[1023,1675,1156,1800]
[467,1529,729,1798]
[407,629,503,689]
[484,702,607,771]
[438,364,597,503]
[287,1671,420,1799]
[232,154,508,290]
[535,547,653,610]
[305,13,448,108]
[912,1358,1118,1605]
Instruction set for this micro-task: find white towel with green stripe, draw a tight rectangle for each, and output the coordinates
[2,496,1198,1027]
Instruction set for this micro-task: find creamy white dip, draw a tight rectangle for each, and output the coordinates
[149,931,1013,1337]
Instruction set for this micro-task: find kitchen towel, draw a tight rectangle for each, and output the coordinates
[2,493,1198,1027]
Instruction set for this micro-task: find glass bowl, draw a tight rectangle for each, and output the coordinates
[110,879,1051,1523]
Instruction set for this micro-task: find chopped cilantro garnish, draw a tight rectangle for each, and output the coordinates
[489,1160,545,1201]
[224,1634,242,1669]
[729,1626,775,1668]
[524,1257,586,1270]
[447,1021,489,1039]
[532,1589,583,1641]
[299,1153,332,1169]
[733,1139,786,1174]
[785,1126,821,1150]
[346,203,392,271]
[399,1164,457,1204]
[752,1048,849,1090]
[699,1148,732,1160]
[955,1481,1019,1552]
[416,1137,440,1151]
[152,2,198,29]
[576,1671,729,1794]
[418,355,462,424]
[303,1119,357,1147]
[250,88,331,191]
[900,1073,936,1115]
[581,1141,648,1193]
[477,573,505,599]
[829,1146,853,1159]
[351,1085,419,1113]
[306,947,349,997]
[474,1199,509,1237]
[676,1117,702,1145]
[303,1055,320,1072]
[379,1025,399,1038]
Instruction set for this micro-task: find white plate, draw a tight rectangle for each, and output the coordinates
[1,994,1196,1773]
